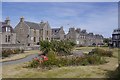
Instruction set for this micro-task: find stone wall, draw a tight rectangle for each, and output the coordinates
[0,44,40,50]
[0,44,25,50]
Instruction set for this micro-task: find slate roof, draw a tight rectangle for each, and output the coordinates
[24,21,40,30]
[0,21,14,33]
[24,21,49,30]
[52,28,61,35]
[39,22,46,29]
[113,28,120,34]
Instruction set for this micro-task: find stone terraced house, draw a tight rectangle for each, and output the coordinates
[51,26,65,40]
[112,28,120,48]
[66,27,103,46]
[14,17,51,47]
[1,17,104,50]
[0,17,16,45]
[0,22,1,53]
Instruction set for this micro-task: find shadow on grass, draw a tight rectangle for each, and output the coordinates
[106,65,120,80]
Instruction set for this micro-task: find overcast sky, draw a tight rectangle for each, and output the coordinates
[1,1,118,38]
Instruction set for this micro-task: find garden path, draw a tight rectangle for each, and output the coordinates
[1,54,38,65]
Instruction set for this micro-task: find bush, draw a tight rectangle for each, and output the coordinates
[28,59,40,68]
[40,40,76,55]
[29,51,107,69]
[2,49,11,57]
[41,50,58,68]
[2,49,25,58]
[86,54,106,65]
[28,47,108,69]
[89,48,113,57]
[20,49,24,53]
[13,49,20,54]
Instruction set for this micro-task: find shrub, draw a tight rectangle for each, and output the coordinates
[2,49,11,57]
[86,54,106,65]
[41,50,58,68]
[20,49,24,53]
[2,49,25,57]
[40,40,76,55]
[89,48,113,57]
[28,59,40,68]
[28,51,107,69]
[40,40,51,54]
[80,58,89,66]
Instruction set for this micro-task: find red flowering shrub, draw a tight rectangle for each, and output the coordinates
[43,56,48,61]
[33,57,39,61]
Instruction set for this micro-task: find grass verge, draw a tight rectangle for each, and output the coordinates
[1,50,41,62]
[2,47,118,78]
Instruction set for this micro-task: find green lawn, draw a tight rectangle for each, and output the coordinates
[2,47,119,78]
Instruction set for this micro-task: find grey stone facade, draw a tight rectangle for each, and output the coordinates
[112,28,120,48]
[14,17,51,47]
[52,26,65,40]
[1,17,104,49]
[0,17,16,45]
[66,27,103,46]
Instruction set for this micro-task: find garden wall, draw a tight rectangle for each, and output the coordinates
[0,44,39,50]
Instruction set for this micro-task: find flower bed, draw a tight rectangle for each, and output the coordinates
[28,50,107,69]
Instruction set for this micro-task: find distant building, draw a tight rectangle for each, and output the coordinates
[0,17,16,45]
[1,17,105,49]
[51,26,65,40]
[66,27,103,46]
[0,22,1,53]
[14,17,51,47]
[112,28,120,48]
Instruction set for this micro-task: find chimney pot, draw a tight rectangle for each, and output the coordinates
[5,17,10,25]
[20,16,24,22]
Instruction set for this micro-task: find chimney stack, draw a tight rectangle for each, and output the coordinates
[60,26,63,29]
[69,27,75,32]
[40,20,44,24]
[20,16,24,22]
[5,17,10,25]
[76,28,81,33]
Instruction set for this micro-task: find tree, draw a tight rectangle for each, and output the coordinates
[103,38,111,46]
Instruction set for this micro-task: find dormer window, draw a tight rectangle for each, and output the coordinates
[6,27,10,32]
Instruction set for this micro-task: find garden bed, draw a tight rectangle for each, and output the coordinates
[2,47,118,78]
[28,48,113,69]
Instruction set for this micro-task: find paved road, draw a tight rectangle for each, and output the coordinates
[1,53,38,65]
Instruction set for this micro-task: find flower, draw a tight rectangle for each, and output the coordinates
[40,55,44,58]
[40,55,48,61]
[34,57,39,61]
[43,56,48,61]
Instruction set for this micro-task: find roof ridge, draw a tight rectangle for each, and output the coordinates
[24,21,39,24]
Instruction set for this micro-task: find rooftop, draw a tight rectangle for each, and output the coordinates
[113,28,120,34]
